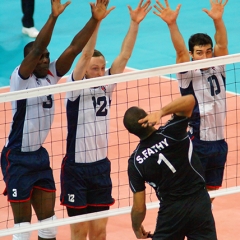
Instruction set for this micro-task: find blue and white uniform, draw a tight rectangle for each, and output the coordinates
[60,69,115,210]
[177,65,228,188]
[1,61,60,201]
[6,61,60,151]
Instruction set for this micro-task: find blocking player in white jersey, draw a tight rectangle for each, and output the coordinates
[0,1,111,240]
[60,1,152,239]
[154,0,228,201]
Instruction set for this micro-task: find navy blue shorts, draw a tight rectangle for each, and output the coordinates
[60,157,115,209]
[191,137,228,189]
[1,146,56,202]
[153,187,217,240]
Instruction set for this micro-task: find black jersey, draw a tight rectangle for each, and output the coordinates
[128,114,205,201]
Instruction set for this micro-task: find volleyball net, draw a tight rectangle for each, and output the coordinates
[0,53,240,237]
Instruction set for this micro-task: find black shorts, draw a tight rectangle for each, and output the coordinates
[191,137,228,189]
[153,188,217,240]
[60,157,115,209]
[1,146,56,202]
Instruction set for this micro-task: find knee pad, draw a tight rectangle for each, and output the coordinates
[38,215,57,239]
[13,222,31,240]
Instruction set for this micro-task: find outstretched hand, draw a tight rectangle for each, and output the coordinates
[51,0,71,18]
[202,0,228,21]
[128,0,152,24]
[153,0,181,25]
[138,111,162,128]
[90,0,115,21]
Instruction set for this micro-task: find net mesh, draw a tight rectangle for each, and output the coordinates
[0,54,240,237]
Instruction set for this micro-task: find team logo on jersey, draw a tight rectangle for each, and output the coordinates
[101,86,106,93]
[36,78,41,85]
[46,77,51,84]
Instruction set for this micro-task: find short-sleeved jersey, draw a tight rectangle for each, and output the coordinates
[128,115,205,201]
[65,69,116,163]
[5,61,61,152]
[176,66,226,141]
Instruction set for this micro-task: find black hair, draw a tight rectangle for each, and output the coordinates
[23,41,35,57]
[123,107,151,139]
[188,33,213,53]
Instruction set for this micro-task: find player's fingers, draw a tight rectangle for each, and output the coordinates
[127,5,133,12]
[154,4,162,13]
[156,0,165,9]
[138,0,144,8]
[147,232,154,238]
[62,1,71,9]
[106,6,115,15]
[175,4,181,12]
[223,0,228,6]
[153,10,161,17]
[138,117,148,124]
[202,8,209,15]
[164,0,169,8]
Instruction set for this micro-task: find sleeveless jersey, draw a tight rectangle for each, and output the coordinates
[176,65,226,141]
[65,69,116,163]
[128,115,205,201]
[6,61,61,152]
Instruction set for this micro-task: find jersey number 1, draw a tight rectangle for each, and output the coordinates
[207,75,221,96]
[157,153,176,173]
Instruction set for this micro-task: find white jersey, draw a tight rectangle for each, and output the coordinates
[6,61,61,152]
[176,65,226,141]
[65,69,116,163]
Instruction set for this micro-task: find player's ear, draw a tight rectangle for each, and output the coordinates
[189,51,193,60]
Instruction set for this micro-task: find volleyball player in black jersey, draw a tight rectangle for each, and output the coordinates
[123,95,217,240]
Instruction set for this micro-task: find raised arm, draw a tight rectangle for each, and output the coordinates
[73,4,115,80]
[202,0,228,57]
[153,0,189,63]
[56,0,110,76]
[110,0,152,75]
[19,0,70,79]
[139,95,195,127]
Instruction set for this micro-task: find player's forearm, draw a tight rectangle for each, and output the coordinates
[214,19,228,51]
[73,22,101,80]
[168,23,189,63]
[33,14,58,54]
[131,207,146,233]
[69,17,99,57]
[120,21,139,60]
[160,95,195,118]
[82,22,101,57]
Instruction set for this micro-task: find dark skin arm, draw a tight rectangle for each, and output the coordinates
[131,190,152,239]
[19,0,71,79]
[56,0,110,76]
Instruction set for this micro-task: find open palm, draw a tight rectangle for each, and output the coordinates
[129,0,152,24]
[51,0,71,17]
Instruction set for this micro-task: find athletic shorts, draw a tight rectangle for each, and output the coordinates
[153,187,217,240]
[1,146,56,202]
[190,136,228,189]
[60,157,115,208]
